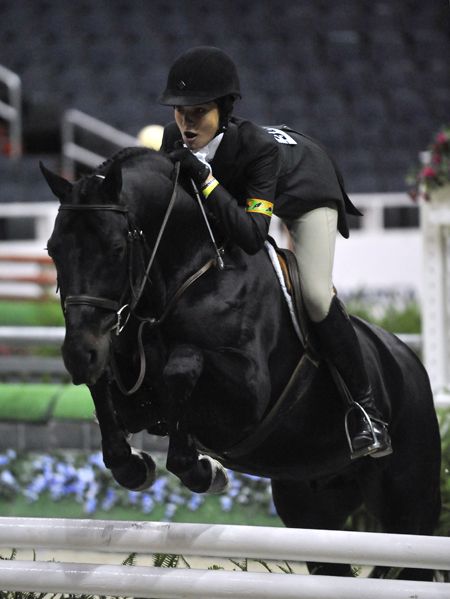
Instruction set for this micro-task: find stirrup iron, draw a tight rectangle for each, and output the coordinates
[344,402,382,460]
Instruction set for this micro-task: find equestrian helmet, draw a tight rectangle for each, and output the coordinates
[158,46,241,106]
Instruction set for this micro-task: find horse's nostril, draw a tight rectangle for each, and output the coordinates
[88,349,97,366]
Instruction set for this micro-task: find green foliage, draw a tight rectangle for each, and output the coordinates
[121,552,137,566]
[377,303,421,334]
[152,553,182,568]
[346,290,421,333]
[0,301,64,326]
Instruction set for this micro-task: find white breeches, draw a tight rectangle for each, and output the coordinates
[287,202,338,323]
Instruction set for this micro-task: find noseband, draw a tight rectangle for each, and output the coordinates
[59,203,144,334]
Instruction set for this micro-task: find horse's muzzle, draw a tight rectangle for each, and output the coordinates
[62,330,110,385]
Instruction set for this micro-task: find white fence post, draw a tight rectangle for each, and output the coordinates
[0,64,22,158]
[421,185,450,399]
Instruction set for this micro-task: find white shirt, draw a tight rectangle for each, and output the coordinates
[193,132,224,167]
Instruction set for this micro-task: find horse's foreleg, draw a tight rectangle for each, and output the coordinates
[89,373,156,491]
[163,344,229,494]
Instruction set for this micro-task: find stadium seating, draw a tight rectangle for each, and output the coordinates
[0,0,449,199]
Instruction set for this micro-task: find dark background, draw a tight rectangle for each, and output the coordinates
[0,0,449,198]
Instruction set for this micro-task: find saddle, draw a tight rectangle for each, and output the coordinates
[265,237,319,361]
[266,238,354,406]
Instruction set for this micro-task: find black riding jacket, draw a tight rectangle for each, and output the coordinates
[161,117,361,254]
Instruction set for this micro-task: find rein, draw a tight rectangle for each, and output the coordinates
[60,162,220,395]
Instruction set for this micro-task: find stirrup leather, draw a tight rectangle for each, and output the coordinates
[344,402,386,460]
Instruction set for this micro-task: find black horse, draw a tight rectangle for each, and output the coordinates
[42,147,441,580]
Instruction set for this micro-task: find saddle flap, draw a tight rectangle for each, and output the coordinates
[267,239,319,358]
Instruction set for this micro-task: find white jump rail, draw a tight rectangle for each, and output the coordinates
[0,560,448,599]
[0,517,449,570]
[0,518,449,598]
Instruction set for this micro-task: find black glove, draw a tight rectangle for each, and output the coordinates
[167,146,211,186]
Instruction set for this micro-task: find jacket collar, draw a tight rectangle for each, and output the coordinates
[210,120,239,185]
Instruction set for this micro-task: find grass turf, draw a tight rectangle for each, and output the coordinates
[0,383,92,421]
[0,300,64,326]
[0,494,281,526]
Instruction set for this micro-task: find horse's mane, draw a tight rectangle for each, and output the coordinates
[95,146,155,174]
[78,146,172,199]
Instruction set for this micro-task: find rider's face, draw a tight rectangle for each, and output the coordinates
[174,102,220,150]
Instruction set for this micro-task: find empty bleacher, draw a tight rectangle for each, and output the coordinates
[0,0,449,201]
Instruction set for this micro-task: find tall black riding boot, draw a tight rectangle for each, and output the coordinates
[312,296,393,459]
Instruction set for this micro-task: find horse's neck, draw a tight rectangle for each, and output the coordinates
[128,178,213,301]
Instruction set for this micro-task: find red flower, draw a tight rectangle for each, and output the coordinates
[435,131,449,145]
[432,152,442,164]
[420,166,437,179]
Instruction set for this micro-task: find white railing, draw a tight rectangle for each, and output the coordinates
[61,109,139,179]
[0,64,22,158]
[0,518,448,598]
[1,561,448,599]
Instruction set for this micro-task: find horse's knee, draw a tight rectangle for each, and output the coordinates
[163,344,203,394]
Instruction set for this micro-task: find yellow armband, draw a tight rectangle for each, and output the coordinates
[246,198,274,216]
[201,178,219,199]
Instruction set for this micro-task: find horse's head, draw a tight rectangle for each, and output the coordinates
[42,160,133,385]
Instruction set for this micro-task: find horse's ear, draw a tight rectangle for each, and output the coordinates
[40,162,73,200]
[101,162,122,200]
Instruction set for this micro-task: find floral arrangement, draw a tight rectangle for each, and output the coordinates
[0,434,449,535]
[407,124,450,201]
[0,450,276,521]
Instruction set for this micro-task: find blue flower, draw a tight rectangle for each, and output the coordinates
[0,469,18,488]
[220,496,233,512]
[164,502,177,520]
[88,452,105,469]
[187,494,203,511]
[0,454,10,466]
[141,494,154,513]
[85,496,97,513]
[151,477,167,502]
[127,490,139,505]
[169,492,185,506]
[101,488,117,511]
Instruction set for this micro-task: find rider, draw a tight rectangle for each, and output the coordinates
[158,45,392,460]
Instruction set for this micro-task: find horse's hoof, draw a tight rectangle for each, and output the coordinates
[199,454,230,494]
[111,448,156,491]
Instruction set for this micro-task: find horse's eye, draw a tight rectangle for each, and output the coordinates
[112,245,125,258]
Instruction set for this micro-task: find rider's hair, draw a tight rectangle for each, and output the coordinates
[215,95,235,132]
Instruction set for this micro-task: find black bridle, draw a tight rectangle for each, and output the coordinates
[59,204,137,334]
[58,163,221,394]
